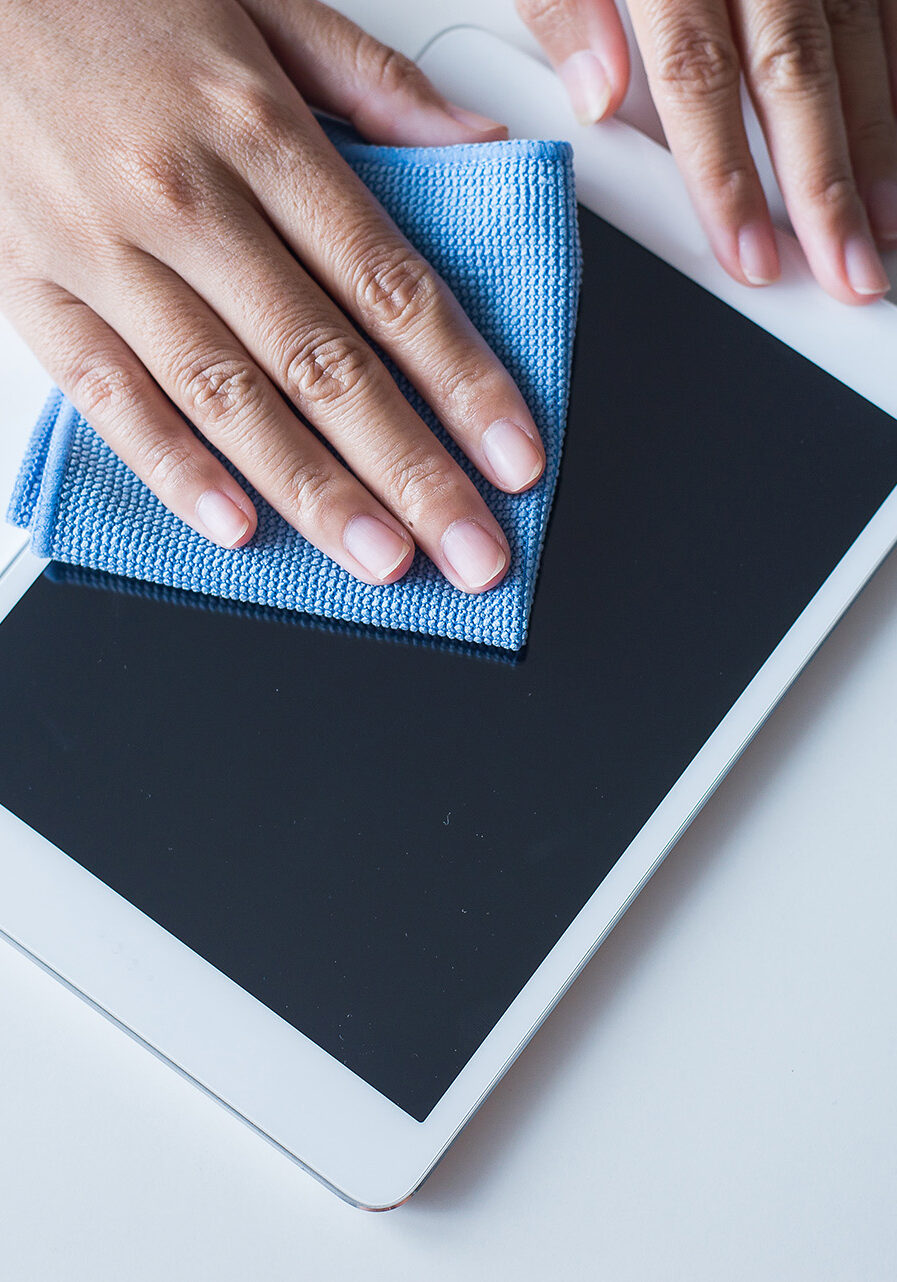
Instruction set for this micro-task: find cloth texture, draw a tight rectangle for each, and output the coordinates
[8,130,581,650]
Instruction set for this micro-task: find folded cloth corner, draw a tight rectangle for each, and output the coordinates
[7,127,581,651]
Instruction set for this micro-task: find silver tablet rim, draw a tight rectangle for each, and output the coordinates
[1,27,896,1211]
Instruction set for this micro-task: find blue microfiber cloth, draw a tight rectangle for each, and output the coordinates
[8,129,581,650]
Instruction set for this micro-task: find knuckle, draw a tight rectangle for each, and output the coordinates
[803,169,857,209]
[182,356,260,430]
[283,329,373,408]
[652,21,741,99]
[139,439,198,495]
[120,140,204,220]
[0,233,40,284]
[355,246,439,333]
[436,351,499,414]
[850,114,897,156]
[691,155,758,205]
[514,0,570,32]
[750,16,835,96]
[360,39,426,97]
[69,360,135,422]
[284,460,338,525]
[385,445,455,521]
[214,76,290,157]
[824,0,878,32]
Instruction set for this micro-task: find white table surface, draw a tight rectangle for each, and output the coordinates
[2,4,896,1278]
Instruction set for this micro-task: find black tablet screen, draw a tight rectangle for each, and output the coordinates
[2,208,896,1121]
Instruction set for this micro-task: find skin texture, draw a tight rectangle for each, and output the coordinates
[518,0,897,305]
[0,0,547,591]
[3,1,892,590]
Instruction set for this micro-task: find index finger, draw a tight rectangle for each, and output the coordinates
[629,0,782,287]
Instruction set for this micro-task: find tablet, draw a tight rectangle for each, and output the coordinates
[2,30,897,1210]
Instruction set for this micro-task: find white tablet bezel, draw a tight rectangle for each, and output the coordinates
[2,27,897,1211]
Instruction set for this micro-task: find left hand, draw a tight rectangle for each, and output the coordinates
[520,0,897,306]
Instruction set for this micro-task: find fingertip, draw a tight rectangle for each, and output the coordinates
[802,230,892,305]
[520,0,630,122]
[559,50,613,125]
[231,494,258,547]
[343,512,415,584]
[699,209,779,289]
[354,101,507,147]
[230,521,256,549]
[512,458,546,493]
[843,234,891,299]
[380,543,415,585]
[195,488,256,549]
[441,518,510,594]
[737,222,781,287]
[597,42,630,121]
[482,418,545,494]
[443,103,509,142]
[837,285,889,307]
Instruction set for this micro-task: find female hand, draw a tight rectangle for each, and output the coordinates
[520,0,896,303]
[0,0,547,591]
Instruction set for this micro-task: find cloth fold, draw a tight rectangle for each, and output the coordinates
[8,130,581,650]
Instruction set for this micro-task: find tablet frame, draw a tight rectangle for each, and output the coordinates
[2,28,897,1210]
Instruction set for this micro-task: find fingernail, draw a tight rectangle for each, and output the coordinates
[866,179,897,244]
[442,519,508,591]
[444,102,507,137]
[738,222,780,286]
[343,513,411,581]
[195,489,250,547]
[558,50,611,126]
[483,418,544,491]
[844,234,890,296]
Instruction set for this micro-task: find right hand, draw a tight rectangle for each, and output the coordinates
[0,0,546,593]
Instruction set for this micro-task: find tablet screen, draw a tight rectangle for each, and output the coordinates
[2,208,896,1122]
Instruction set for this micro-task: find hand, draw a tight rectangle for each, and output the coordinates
[519,0,897,304]
[0,1,547,592]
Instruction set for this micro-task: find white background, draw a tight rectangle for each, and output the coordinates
[2,2,897,1277]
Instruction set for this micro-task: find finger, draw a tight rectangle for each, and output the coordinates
[824,0,897,246]
[244,0,508,145]
[516,0,630,123]
[2,279,258,549]
[628,0,781,285]
[733,0,889,302]
[209,110,546,494]
[63,259,424,588]
[881,0,897,114]
[84,246,509,594]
